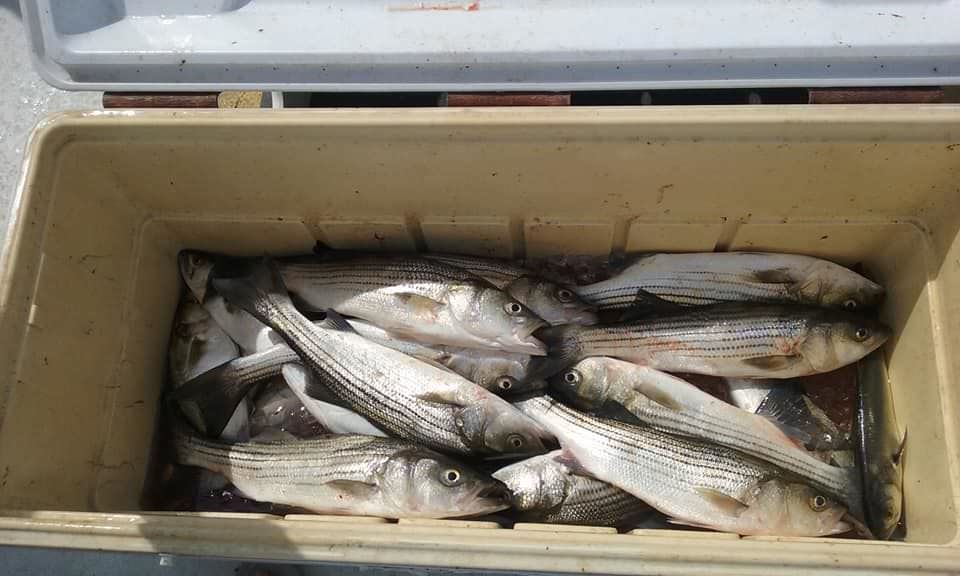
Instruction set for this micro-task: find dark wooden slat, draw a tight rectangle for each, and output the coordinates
[808,87,944,104]
[103,92,220,108]
[445,93,571,106]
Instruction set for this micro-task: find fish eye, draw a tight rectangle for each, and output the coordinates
[441,468,462,486]
[556,288,575,303]
[504,302,524,316]
[507,434,525,450]
[843,299,858,311]
[496,377,514,392]
[854,327,870,341]
[809,494,829,511]
[563,370,581,385]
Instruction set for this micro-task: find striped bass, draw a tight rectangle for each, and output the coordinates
[424,253,598,326]
[576,252,884,311]
[551,358,862,516]
[537,303,890,379]
[493,450,649,527]
[515,395,851,536]
[175,425,509,518]
[209,258,552,456]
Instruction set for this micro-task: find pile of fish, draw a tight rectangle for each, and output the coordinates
[167,250,905,538]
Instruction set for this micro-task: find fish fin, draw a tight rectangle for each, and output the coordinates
[210,257,293,320]
[752,268,798,284]
[631,385,683,411]
[596,400,644,425]
[280,363,340,404]
[321,479,378,498]
[415,388,468,407]
[318,309,358,333]
[893,429,907,464]
[528,325,583,379]
[694,487,748,516]
[666,518,716,530]
[170,360,257,438]
[552,447,591,476]
[617,289,685,322]
[390,292,446,320]
[741,355,800,371]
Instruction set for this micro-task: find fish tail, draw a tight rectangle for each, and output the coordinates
[527,325,584,380]
[170,360,257,438]
[210,257,294,324]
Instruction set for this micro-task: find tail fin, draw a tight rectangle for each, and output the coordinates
[170,360,257,438]
[210,257,293,324]
[526,325,583,380]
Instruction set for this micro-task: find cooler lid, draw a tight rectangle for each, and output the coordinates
[22,0,960,92]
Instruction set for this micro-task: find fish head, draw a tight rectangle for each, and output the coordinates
[739,480,851,536]
[493,455,568,512]
[465,355,546,396]
[383,448,510,517]
[178,251,218,302]
[506,277,599,326]
[458,401,553,456]
[168,299,239,387]
[801,311,891,373]
[454,284,548,355]
[548,358,611,411]
[867,475,903,540]
[802,261,886,311]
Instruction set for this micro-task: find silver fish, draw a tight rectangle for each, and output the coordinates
[576,252,885,312]
[551,358,861,515]
[725,378,849,452]
[248,380,325,440]
[493,450,649,527]
[538,303,890,379]
[515,395,850,536]
[211,258,552,456]
[856,352,905,540]
[175,425,510,518]
[425,253,598,326]
[280,364,387,437]
[168,298,250,442]
[349,320,546,395]
[168,298,239,388]
[275,254,548,355]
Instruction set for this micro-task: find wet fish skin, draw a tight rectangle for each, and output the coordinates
[249,380,325,440]
[174,424,509,518]
[551,358,862,515]
[210,258,552,456]
[277,254,548,355]
[515,395,850,536]
[280,363,387,437]
[856,352,905,540]
[493,450,649,527]
[347,319,547,396]
[576,252,885,312]
[168,299,239,388]
[538,303,891,379]
[425,253,598,326]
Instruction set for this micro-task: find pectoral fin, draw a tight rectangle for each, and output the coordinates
[694,487,748,516]
[633,386,683,411]
[742,355,800,371]
[388,291,446,320]
[416,388,468,407]
[752,268,798,284]
[322,480,378,499]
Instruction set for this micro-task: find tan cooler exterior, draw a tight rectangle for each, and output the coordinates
[0,107,959,574]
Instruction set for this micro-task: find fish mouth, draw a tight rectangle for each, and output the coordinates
[505,319,549,355]
[459,482,512,516]
[178,251,216,302]
[838,512,873,538]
